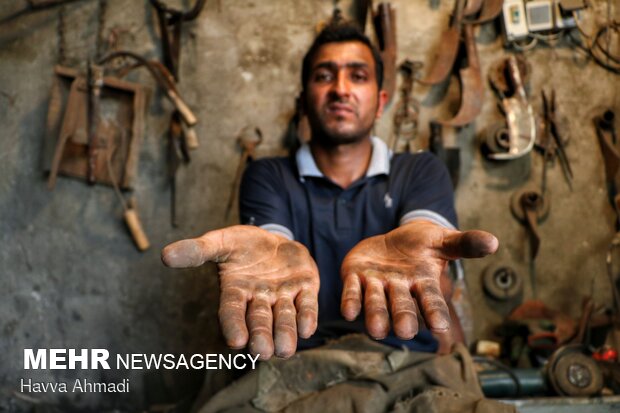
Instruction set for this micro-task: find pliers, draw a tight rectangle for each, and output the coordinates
[541,89,573,194]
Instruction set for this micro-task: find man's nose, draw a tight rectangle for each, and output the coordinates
[330,71,350,97]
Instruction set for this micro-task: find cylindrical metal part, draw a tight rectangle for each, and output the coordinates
[479,368,547,398]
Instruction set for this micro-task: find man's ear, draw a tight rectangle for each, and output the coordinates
[375,90,388,119]
[298,91,307,116]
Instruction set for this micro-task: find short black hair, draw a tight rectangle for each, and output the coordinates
[301,21,384,91]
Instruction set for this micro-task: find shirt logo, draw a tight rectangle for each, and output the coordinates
[384,193,393,209]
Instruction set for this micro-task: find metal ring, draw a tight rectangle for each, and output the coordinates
[482,265,523,301]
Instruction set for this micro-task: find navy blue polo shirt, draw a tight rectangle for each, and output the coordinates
[239,137,457,352]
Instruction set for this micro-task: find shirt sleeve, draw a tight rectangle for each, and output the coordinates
[398,152,458,229]
[239,159,295,240]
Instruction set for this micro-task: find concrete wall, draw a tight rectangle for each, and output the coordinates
[0,0,618,411]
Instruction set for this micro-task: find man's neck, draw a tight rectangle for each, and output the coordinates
[310,137,373,189]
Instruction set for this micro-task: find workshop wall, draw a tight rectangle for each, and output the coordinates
[0,0,618,411]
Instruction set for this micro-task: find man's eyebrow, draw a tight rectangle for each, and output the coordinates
[312,62,370,71]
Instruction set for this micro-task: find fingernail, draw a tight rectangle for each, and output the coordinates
[250,335,273,359]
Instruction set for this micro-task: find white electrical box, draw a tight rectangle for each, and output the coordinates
[502,0,583,44]
[502,0,529,41]
[526,0,554,31]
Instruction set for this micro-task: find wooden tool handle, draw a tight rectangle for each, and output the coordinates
[184,126,199,149]
[167,90,197,126]
[124,208,150,251]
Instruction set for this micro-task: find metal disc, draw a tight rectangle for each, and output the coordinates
[510,188,550,223]
[482,265,523,301]
[550,352,603,397]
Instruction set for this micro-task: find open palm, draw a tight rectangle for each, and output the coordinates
[162,225,319,360]
[341,220,498,340]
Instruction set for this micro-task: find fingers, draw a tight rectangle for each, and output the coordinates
[341,274,362,321]
[387,282,418,339]
[441,229,499,260]
[247,294,274,360]
[364,279,390,339]
[411,276,450,332]
[161,230,227,268]
[273,297,297,358]
[218,287,249,349]
[295,289,318,339]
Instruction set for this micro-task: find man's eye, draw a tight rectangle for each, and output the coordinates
[314,72,333,82]
[351,72,369,82]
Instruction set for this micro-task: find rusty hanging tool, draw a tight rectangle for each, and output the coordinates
[465,0,504,24]
[511,188,550,262]
[521,191,544,259]
[429,121,460,187]
[372,2,397,103]
[487,56,536,160]
[606,232,620,353]
[389,60,422,152]
[595,110,620,223]
[439,24,483,126]
[149,0,206,131]
[225,128,263,221]
[46,65,146,190]
[330,0,345,25]
[106,138,150,251]
[607,234,620,316]
[99,51,197,127]
[354,0,372,29]
[44,65,150,251]
[419,0,467,85]
[463,0,485,17]
[168,112,190,228]
[148,0,206,227]
[540,89,573,193]
[48,77,82,190]
[100,51,200,225]
[86,61,104,184]
[149,0,208,78]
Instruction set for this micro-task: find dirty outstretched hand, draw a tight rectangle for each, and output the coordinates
[161,225,319,360]
[340,220,498,340]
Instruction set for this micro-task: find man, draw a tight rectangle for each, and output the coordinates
[162,22,498,361]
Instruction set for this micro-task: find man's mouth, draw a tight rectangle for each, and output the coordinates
[326,103,355,117]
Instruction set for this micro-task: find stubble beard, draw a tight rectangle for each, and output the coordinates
[309,108,375,148]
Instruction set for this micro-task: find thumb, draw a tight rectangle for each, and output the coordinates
[440,229,499,260]
[161,230,227,268]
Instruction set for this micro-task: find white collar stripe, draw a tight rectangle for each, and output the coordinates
[296,136,392,178]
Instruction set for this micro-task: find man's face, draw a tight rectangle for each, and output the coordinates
[303,41,387,145]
